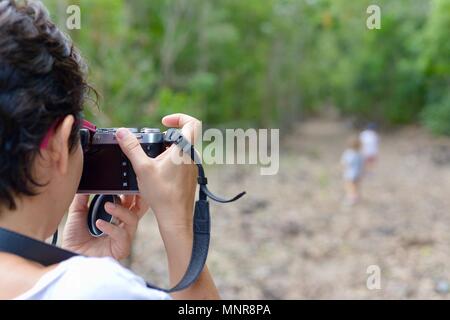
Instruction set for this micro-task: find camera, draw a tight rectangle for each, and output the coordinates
[76,124,244,238]
[77,127,166,194]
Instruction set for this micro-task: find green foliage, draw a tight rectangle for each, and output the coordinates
[421,93,450,135]
[420,0,450,134]
[318,0,429,124]
[41,0,449,134]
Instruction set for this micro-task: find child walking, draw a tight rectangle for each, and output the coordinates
[360,123,379,169]
[341,136,364,205]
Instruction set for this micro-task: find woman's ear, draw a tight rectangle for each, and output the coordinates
[49,115,75,175]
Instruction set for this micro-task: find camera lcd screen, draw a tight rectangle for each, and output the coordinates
[77,145,138,194]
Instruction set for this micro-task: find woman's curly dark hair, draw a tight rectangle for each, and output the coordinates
[0,0,93,210]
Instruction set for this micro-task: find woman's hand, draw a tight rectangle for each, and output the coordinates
[116,114,220,299]
[62,194,148,260]
[115,113,200,232]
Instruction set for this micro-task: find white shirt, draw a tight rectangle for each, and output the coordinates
[341,149,363,181]
[14,256,171,300]
[360,129,379,157]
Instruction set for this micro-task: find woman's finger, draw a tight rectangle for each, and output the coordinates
[162,113,201,144]
[119,194,135,209]
[116,128,154,176]
[68,194,90,214]
[96,219,128,243]
[104,202,138,234]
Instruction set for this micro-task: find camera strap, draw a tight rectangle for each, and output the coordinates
[0,129,245,294]
[159,129,246,292]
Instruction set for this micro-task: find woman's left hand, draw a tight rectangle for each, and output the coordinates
[62,194,148,260]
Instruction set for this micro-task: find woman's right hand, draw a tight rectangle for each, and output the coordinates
[115,114,219,299]
[115,113,200,232]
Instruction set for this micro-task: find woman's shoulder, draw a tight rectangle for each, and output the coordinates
[0,252,55,299]
[15,255,170,300]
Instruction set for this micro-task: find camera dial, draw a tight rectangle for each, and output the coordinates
[141,128,161,134]
[97,128,139,133]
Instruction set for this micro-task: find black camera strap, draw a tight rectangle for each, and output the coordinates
[0,129,245,294]
[160,129,246,292]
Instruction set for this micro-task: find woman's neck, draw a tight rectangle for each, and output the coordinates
[0,195,58,242]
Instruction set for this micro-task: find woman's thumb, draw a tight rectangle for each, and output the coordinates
[116,128,152,174]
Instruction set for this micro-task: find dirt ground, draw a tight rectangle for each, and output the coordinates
[130,117,450,299]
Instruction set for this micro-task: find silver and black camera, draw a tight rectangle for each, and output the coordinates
[77,127,166,194]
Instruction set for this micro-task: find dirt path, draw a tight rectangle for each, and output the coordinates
[131,118,450,299]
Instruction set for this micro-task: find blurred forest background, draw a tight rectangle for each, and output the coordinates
[44,0,449,134]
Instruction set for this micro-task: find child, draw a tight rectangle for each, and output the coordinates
[341,136,364,205]
[360,123,379,169]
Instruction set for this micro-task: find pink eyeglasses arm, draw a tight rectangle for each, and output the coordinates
[81,119,97,133]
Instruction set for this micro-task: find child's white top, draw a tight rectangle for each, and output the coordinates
[341,149,363,181]
[360,129,379,157]
[14,256,170,300]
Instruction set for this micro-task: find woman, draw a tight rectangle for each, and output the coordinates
[0,0,219,299]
